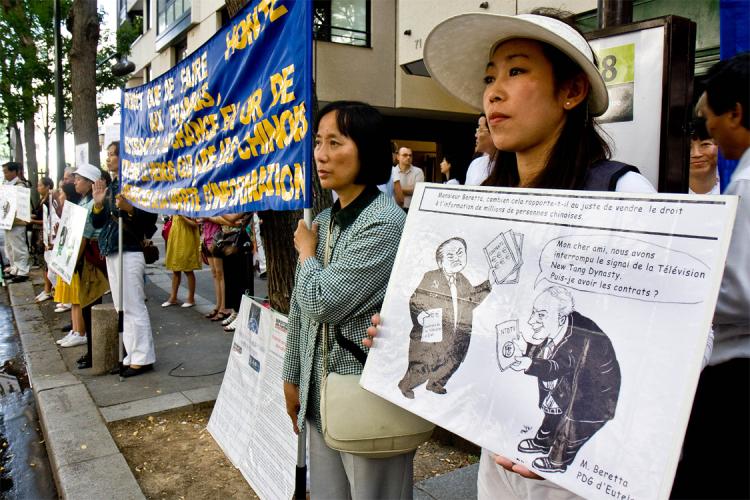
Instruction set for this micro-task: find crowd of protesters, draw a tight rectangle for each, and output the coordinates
[0,7,746,500]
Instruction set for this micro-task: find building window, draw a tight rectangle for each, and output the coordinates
[157,0,190,36]
[174,38,188,63]
[313,0,370,47]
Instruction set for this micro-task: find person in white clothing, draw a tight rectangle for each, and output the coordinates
[671,51,749,500]
[367,8,660,499]
[464,115,497,186]
[2,162,31,282]
[392,147,425,210]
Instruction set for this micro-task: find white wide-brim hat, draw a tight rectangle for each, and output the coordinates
[424,13,609,116]
[75,163,102,183]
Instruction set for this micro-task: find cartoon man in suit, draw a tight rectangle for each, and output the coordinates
[510,286,621,473]
[398,237,492,398]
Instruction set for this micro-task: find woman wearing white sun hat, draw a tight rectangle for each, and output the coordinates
[366,7,661,499]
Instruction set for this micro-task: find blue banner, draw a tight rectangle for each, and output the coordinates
[120,0,312,215]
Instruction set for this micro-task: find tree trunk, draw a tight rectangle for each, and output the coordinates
[12,123,23,165]
[24,116,39,203]
[260,177,331,314]
[68,0,100,167]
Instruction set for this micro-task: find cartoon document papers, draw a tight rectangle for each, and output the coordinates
[484,230,524,284]
[495,319,521,370]
[420,308,443,343]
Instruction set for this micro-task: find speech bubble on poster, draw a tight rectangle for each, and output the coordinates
[535,235,710,304]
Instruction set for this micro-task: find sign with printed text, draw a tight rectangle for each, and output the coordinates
[0,185,18,230]
[208,296,296,499]
[120,0,312,216]
[361,183,738,500]
[48,202,87,284]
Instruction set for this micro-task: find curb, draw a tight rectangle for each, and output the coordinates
[8,280,145,500]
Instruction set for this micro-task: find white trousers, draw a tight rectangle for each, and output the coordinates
[106,252,156,366]
[477,448,582,500]
[3,226,29,275]
[308,422,414,500]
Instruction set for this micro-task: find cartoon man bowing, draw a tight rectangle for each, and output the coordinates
[510,286,621,473]
[398,237,492,398]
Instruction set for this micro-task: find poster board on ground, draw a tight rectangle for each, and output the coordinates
[360,183,737,500]
[0,185,18,230]
[208,296,296,499]
[48,202,87,284]
[14,186,31,222]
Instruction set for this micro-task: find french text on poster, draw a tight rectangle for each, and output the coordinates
[361,183,737,500]
[208,295,296,499]
[119,0,312,217]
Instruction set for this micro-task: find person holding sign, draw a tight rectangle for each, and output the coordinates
[282,101,411,498]
[92,141,158,377]
[2,161,31,282]
[367,8,659,498]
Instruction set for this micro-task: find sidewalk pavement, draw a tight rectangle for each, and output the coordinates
[9,262,477,499]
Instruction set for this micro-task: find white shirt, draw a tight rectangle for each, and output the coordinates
[712,147,750,364]
[465,154,492,186]
[395,165,425,208]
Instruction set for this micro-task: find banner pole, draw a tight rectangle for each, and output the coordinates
[117,213,124,381]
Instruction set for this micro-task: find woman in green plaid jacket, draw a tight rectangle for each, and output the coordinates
[282,101,412,498]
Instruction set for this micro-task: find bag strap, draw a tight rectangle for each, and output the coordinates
[321,217,369,372]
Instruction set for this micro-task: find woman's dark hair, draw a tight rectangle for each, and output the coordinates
[100,170,112,186]
[62,182,81,204]
[2,161,21,173]
[40,177,54,189]
[108,141,120,156]
[483,8,611,189]
[314,101,392,186]
[690,117,711,141]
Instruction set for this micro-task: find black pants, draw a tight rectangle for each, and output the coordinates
[532,413,606,467]
[671,358,750,499]
[222,251,253,311]
[399,333,471,391]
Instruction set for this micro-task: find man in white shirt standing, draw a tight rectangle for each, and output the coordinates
[2,162,30,282]
[392,147,424,211]
[672,51,749,500]
[464,115,497,186]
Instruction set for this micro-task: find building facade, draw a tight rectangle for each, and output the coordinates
[118,0,719,183]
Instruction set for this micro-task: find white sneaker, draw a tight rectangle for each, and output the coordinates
[61,333,87,347]
[54,303,72,313]
[221,312,237,326]
[56,330,76,345]
[224,316,238,332]
[35,291,53,303]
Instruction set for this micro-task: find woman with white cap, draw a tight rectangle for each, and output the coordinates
[57,163,110,370]
[367,8,657,499]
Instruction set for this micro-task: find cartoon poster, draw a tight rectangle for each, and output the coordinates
[0,185,18,230]
[42,204,51,247]
[14,186,31,223]
[360,183,737,500]
[208,296,296,499]
[48,202,87,284]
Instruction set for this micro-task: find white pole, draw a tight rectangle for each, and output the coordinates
[117,213,124,381]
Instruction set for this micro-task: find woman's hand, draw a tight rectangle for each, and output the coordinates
[294,220,318,262]
[363,313,381,348]
[114,194,134,215]
[493,453,543,480]
[283,381,301,434]
[92,179,108,207]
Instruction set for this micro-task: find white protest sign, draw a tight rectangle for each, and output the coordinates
[0,185,18,230]
[361,183,737,500]
[14,186,31,222]
[43,204,51,246]
[75,142,89,168]
[48,202,87,284]
[208,296,296,499]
